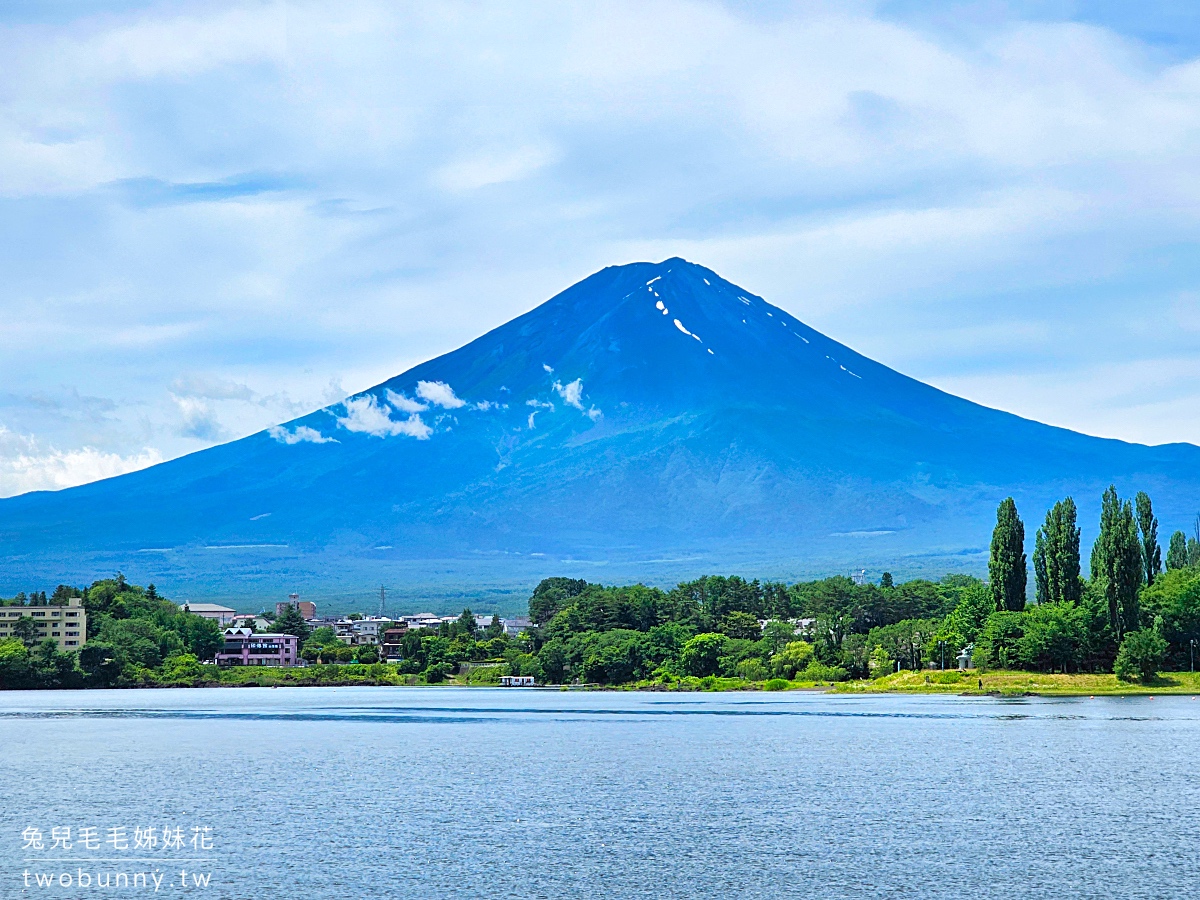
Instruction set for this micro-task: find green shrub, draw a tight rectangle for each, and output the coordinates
[763,678,789,691]
[467,664,505,685]
[797,662,848,682]
[926,671,963,684]
[735,658,768,681]
[1114,629,1168,683]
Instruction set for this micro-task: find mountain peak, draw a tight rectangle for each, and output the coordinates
[3,260,1198,605]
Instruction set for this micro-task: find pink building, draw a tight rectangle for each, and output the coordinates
[215,628,300,667]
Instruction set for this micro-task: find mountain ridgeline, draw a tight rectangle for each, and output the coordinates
[2,259,1198,607]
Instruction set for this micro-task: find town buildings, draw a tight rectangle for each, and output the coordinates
[214,628,300,667]
[0,597,87,651]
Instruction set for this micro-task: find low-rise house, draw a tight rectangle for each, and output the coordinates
[352,617,390,644]
[215,628,300,667]
[501,616,533,637]
[181,603,238,626]
[380,626,408,663]
[0,597,87,651]
[331,616,393,646]
[230,614,270,631]
[400,613,443,632]
[499,675,535,686]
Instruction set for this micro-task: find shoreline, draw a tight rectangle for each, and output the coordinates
[6,668,1200,696]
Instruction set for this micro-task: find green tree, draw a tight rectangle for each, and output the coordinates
[1091,486,1143,639]
[1135,492,1161,586]
[456,608,477,639]
[528,577,589,625]
[485,614,504,640]
[868,644,893,678]
[78,642,121,686]
[11,616,41,646]
[759,620,797,654]
[973,611,1026,670]
[272,604,311,642]
[1138,567,1200,667]
[1033,497,1081,605]
[1167,531,1189,571]
[0,639,32,688]
[354,644,379,664]
[1113,628,1167,683]
[770,641,815,679]
[720,611,761,640]
[679,633,728,677]
[880,572,894,588]
[1016,602,1086,673]
[989,497,1027,611]
[536,639,568,683]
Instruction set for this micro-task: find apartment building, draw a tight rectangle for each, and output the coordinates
[0,597,87,651]
[277,599,316,619]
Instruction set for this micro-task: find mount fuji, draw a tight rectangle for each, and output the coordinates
[3,259,1199,611]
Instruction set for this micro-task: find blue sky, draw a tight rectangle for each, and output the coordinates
[2,0,1200,495]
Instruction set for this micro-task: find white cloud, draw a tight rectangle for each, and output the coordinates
[335,395,432,439]
[385,389,429,413]
[0,426,163,498]
[553,378,584,410]
[415,380,466,409]
[268,424,337,445]
[433,144,560,192]
[171,374,256,401]
[172,394,226,441]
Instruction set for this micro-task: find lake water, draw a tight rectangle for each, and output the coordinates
[2,687,1198,898]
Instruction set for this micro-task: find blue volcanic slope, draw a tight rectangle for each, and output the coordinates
[3,259,1199,609]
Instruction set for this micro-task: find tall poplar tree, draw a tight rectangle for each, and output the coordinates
[1091,486,1143,639]
[1135,492,1161,586]
[989,497,1027,612]
[1167,530,1189,570]
[1033,497,1081,605]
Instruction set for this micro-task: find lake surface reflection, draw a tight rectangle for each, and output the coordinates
[2,687,1196,898]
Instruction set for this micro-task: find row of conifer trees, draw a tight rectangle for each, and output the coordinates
[987,487,1190,642]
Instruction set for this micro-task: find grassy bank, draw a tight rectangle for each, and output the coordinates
[125,662,1200,695]
[830,669,1200,696]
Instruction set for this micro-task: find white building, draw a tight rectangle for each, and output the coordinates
[499,675,535,686]
[333,616,394,645]
[181,603,238,626]
[399,613,443,632]
[501,617,533,637]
